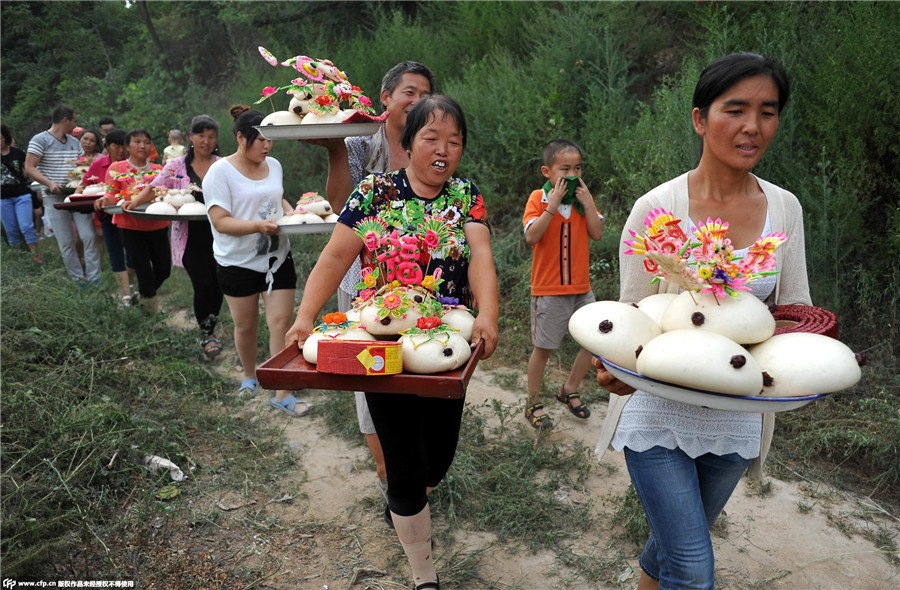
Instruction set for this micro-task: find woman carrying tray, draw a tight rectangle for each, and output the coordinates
[594,53,811,590]
[87,129,135,306]
[204,106,308,416]
[287,95,499,590]
[313,59,435,523]
[99,129,167,312]
[127,115,226,359]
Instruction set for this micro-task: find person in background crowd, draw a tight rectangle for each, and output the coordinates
[25,105,101,284]
[79,129,103,163]
[99,129,167,311]
[98,118,117,139]
[1,123,42,263]
[162,128,187,165]
[86,129,135,306]
[130,115,225,356]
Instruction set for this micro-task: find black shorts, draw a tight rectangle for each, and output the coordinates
[217,252,297,297]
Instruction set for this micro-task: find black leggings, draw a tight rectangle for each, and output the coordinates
[181,220,223,336]
[365,392,465,516]
[120,227,171,298]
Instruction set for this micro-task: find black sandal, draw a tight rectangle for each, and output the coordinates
[202,337,223,358]
[524,402,553,430]
[556,386,591,419]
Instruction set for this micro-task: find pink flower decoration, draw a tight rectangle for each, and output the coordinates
[423,230,440,250]
[382,293,402,310]
[260,86,278,98]
[358,289,375,302]
[363,232,380,252]
[258,46,279,67]
[358,96,372,108]
[432,267,443,281]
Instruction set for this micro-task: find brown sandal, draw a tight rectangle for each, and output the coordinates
[556,386,591,419]
[525,402,553,430]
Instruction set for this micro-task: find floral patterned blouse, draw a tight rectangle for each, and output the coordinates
[338,169,489,307]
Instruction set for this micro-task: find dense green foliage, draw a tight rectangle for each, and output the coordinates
[2,0,898,578]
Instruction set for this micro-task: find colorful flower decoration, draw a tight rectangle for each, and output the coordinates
[252,48,376,116]
[258,46,279,67]
[624,208,787,298]
[400,315,460,348]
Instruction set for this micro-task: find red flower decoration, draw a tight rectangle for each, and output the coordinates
[416,316,443,330]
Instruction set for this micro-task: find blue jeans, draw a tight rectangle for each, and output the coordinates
[1,194,38,245]
[624,446,752,590]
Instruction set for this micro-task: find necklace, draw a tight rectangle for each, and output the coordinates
[127,158,150,171]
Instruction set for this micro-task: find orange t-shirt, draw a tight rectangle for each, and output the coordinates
[523,188,593,296]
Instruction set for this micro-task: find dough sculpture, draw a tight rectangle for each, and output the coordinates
[571,208,863,399]
[253,47,386,126]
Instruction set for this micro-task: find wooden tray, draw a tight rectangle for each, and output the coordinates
[258,340,484,399]
[53,201,97,214]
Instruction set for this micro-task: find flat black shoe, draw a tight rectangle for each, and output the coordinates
[384,505,394,529]
[413,575,439,590]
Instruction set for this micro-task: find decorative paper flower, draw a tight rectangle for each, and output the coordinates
[624,208,787,298]
[421,276,435,290]
[258,46,279,67]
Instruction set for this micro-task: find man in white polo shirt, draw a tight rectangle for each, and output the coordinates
[25,105,101,284]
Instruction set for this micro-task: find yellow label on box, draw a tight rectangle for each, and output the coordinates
[356,344,403,375]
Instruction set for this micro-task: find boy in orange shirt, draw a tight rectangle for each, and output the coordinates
[522,139,605,429]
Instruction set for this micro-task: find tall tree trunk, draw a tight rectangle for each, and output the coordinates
[137,0,169,69]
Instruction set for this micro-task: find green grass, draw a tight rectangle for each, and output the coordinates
[0,245,289,581]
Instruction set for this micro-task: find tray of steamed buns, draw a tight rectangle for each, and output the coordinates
[276,192,338,234]
[124,188,208,221]
[258,297,484,399]
[572,294,864,413]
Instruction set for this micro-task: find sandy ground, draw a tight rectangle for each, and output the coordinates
[236,364,899,589]
[172,309,898,589]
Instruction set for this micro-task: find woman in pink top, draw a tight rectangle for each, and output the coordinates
[129,115,224,357]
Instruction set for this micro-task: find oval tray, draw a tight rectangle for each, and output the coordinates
[255,122,383,141]
[596,356,828,413]
[126,208,208,222]
[278,222,336,235]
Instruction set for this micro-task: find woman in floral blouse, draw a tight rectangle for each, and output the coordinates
[287,96,498,590]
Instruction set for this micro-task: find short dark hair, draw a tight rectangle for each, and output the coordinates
[0,123,12,146]
[381,61,436,107]
[124,128,151,144]
[693,53,790,118]
[104,129,126,147]
[98,117,116,127]
[52,105,76,124]
[229,105,264,145]
[542,139,582,167]
[400,95,467,151]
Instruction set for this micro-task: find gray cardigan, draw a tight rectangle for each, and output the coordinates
[595,172,812,480]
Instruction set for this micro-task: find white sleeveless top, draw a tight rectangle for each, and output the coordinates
[611,212,776,459]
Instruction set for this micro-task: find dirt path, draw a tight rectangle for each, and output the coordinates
[172,309,898,589]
